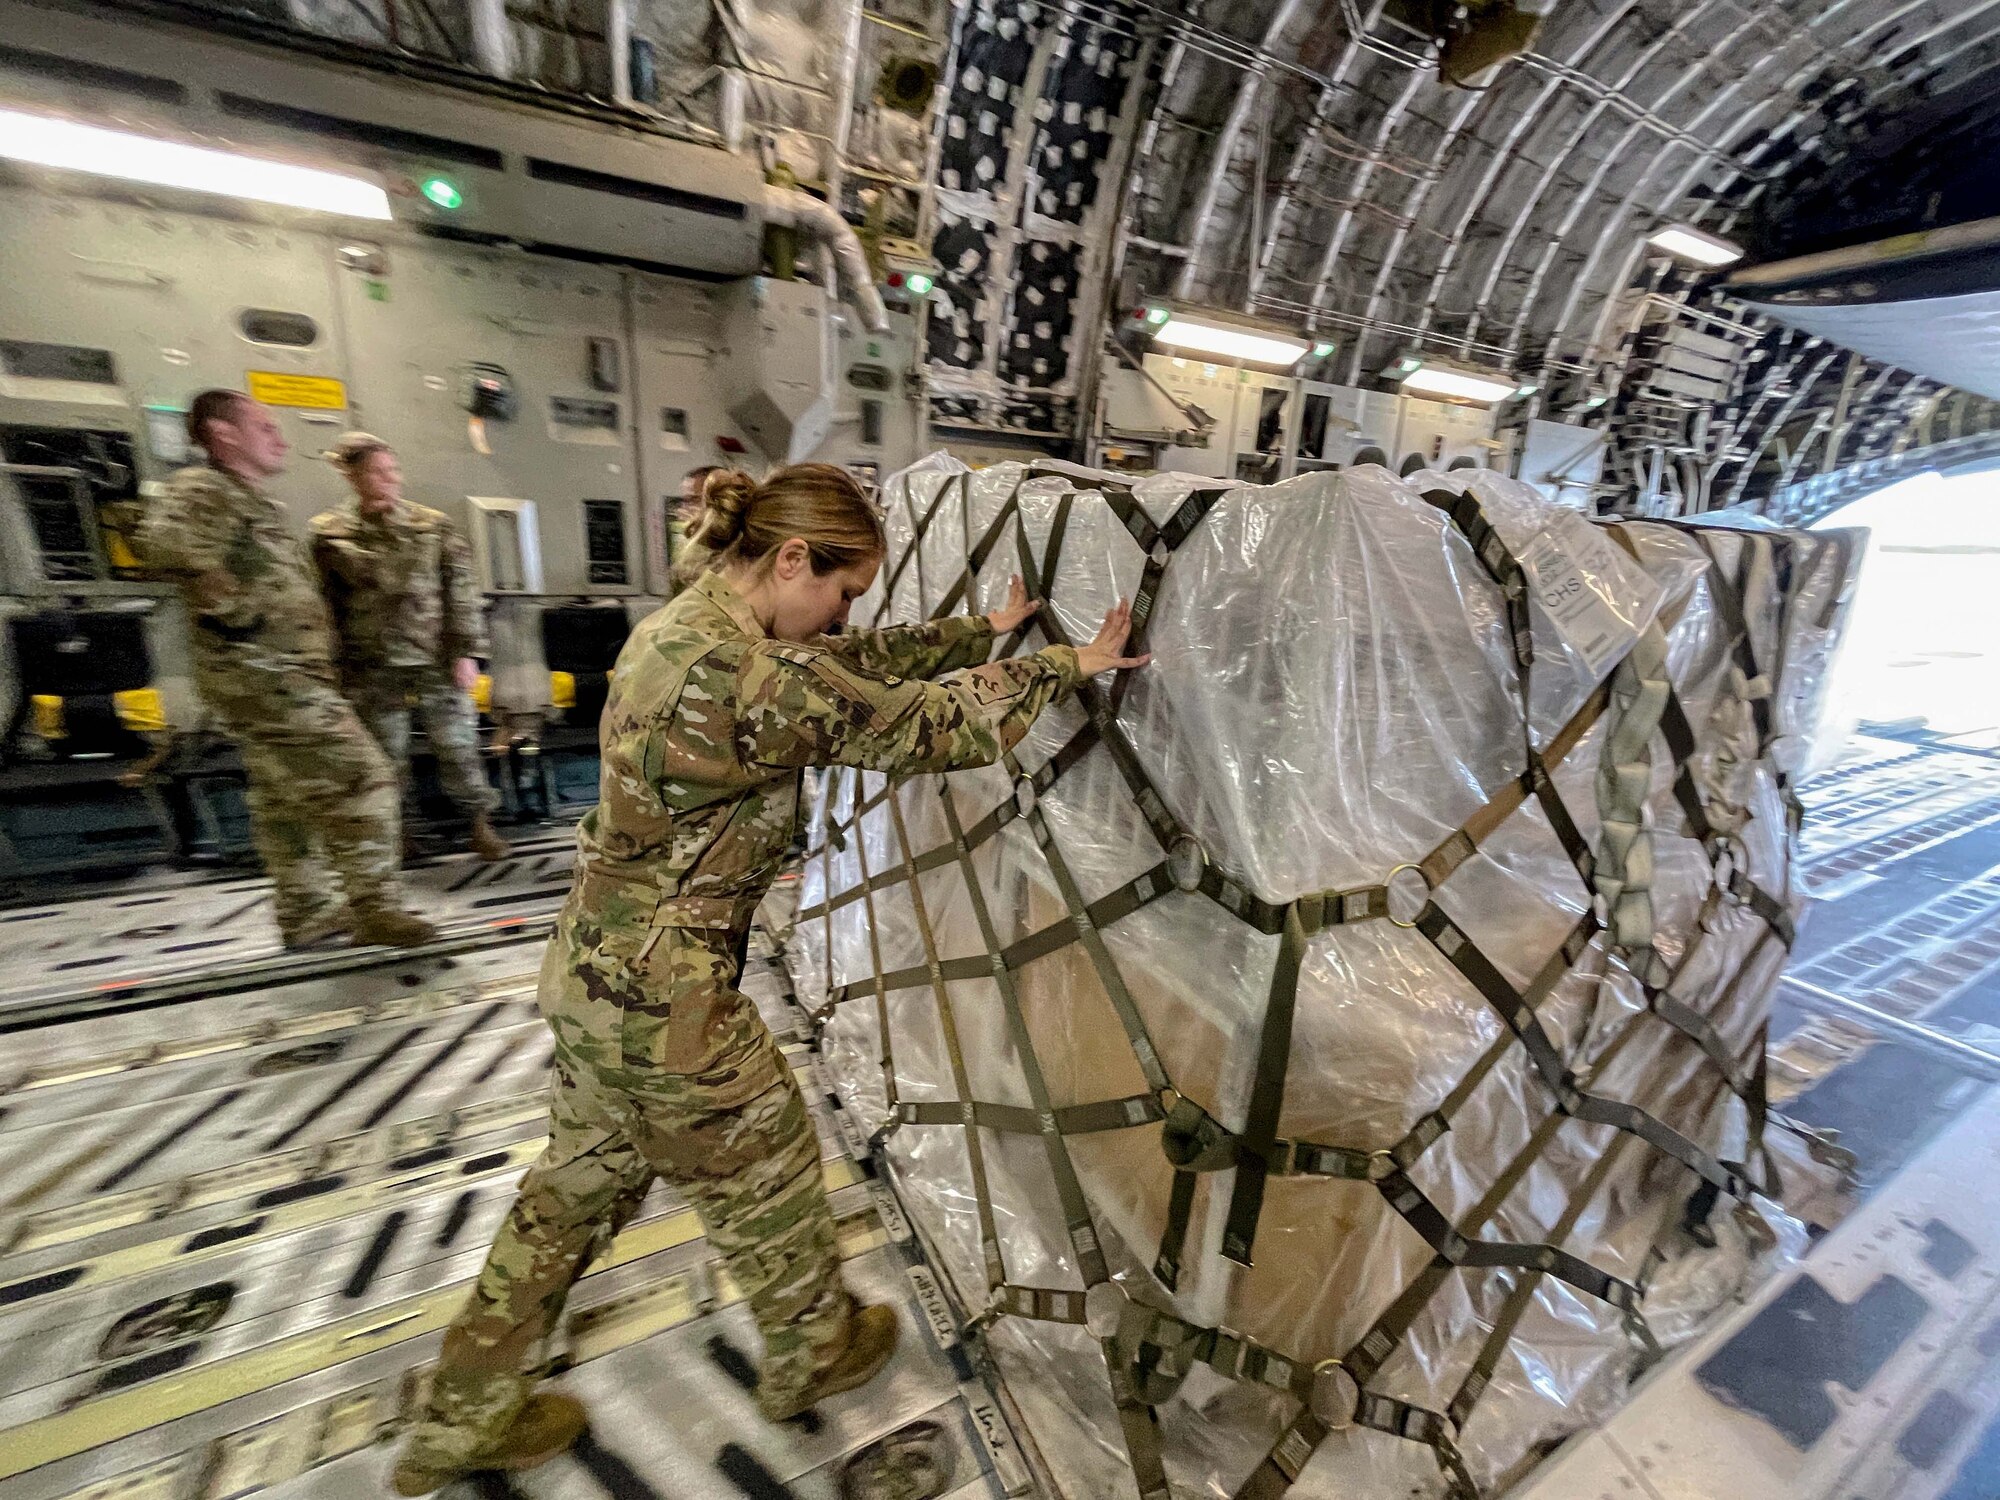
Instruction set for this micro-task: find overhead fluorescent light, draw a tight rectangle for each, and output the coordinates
[1646,223,1742,268]
[1148,306,1311,368]
[1398,362,1521,405]
[0,107,392,220]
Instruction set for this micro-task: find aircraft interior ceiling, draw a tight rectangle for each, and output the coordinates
[21,0,2000,516]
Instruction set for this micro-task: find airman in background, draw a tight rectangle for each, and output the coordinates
[137,391,437,949]
[311,434,507,863]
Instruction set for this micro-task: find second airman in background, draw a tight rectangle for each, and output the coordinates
[312,433,508,863]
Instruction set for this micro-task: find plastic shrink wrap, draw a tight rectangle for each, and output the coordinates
[786,455,1863,1500]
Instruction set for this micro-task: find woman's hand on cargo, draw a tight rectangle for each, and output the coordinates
[987,574,1041,634]
[1075,598,1151,677]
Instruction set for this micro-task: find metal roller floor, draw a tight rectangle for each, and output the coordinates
[3,731,2000,1500]
[0,832,583,1021]
[0,893,1024,1500]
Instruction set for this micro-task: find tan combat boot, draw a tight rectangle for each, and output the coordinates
[281,905,352,951]
[468,813,509,863]
[759,1303,901,1423]
[390,1392,588,1496]
[350,907,440,947]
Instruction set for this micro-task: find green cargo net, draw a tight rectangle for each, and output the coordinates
[794,462,1848,1500]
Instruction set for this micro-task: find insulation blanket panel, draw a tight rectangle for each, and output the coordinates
[787,455,1863,1500]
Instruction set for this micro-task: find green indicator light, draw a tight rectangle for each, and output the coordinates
[905,272,935,296]
[1311,339,1336,358]
[421,176,463,210]
[1145,305,1171,326]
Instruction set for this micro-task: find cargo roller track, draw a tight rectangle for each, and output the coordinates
[0,881,1033,1500]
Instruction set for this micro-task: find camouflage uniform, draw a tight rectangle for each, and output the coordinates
[138,465,406,938]
[310,498,498,815]
[403,571,1081,1468]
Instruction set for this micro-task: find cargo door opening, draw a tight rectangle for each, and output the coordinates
[1813,466,2000,754]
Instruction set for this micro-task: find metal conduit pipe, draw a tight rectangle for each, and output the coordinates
[1722,0,1901,178]
[763,185,891,333]
[1515,50,1783,178]
[467,0,513,78]
[1332,84,1488,381]
[1818,0,1990,59]
[1860,4,2000,110]
[1825,362,1902,475]
[1566,0,1972,369]
[1488,4,1784,360]
[1245,294,1560,369]
[1379,0,1653,382]
[1464,0,1758,354]
[1571,92,1821,375]
[1710,331,1805,465]
[1119,0,1426,78]
[606,0,632,104]
[1546,41,1834,372]
[1247,0,1390,308]
[1173,0,1306,301]
[1391,5,1774,173]
[1378,0,1877,383]
[1180,0,1879,353]
[1568,81,1832,394]
[1568,79,1834,376]
[1301,60,1428,329]
[1779,976,2000,1085]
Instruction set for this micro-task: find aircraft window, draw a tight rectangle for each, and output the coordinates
[238,309,320,347]
[0,340,116,383]
[584,499,630,586]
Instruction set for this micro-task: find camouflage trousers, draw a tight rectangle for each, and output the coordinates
[402,911,853,1470]
[208,671,405,936]
[347,665,499,816]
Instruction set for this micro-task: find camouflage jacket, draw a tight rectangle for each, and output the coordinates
[310,498,488,672]
[139,464,339,691]
[572,570,1082,933]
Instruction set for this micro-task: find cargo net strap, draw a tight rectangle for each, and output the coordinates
[798,470,1805,1500]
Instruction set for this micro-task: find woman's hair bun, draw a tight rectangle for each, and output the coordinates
[695,467,756,549]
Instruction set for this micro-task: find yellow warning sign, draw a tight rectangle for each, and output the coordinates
[245,371,348,410]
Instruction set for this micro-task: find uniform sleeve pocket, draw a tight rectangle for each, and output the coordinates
[771,645,898,736]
